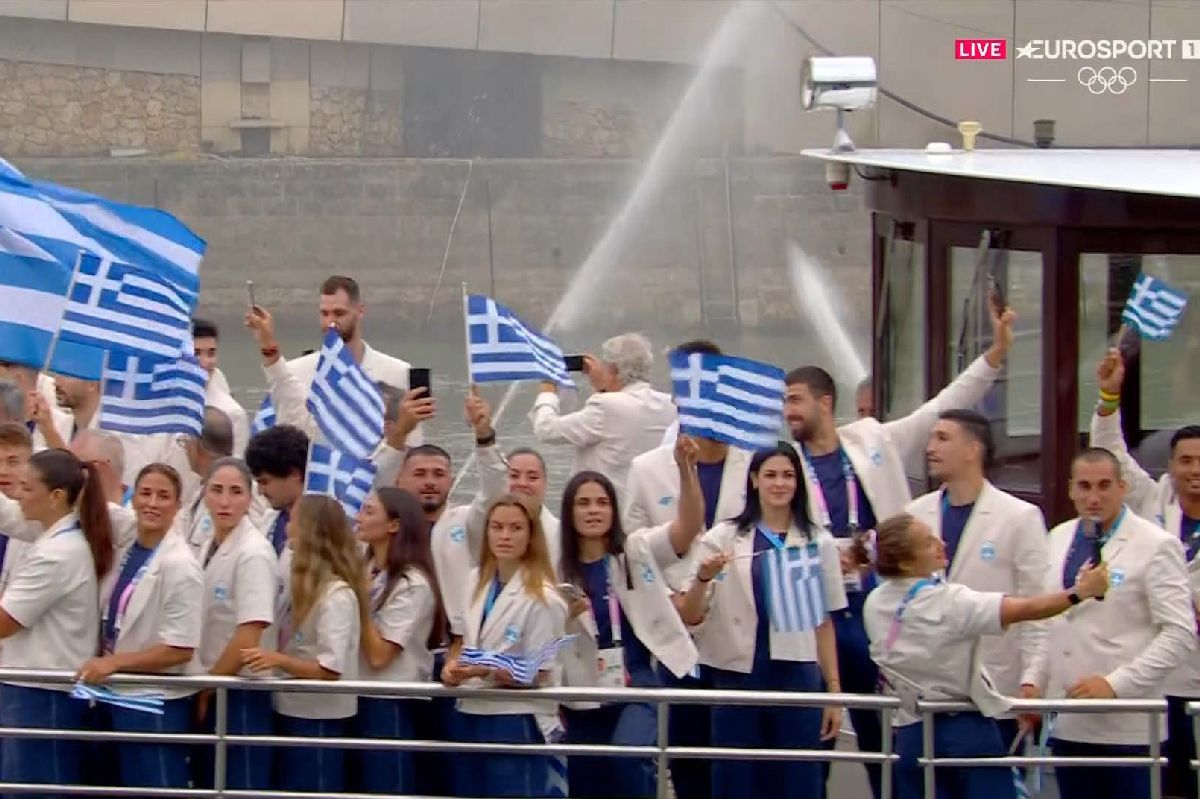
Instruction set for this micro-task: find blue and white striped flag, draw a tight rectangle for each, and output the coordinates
[59,253,192,360]
[669,351,785,450]
[764,544,827,634]
[251,395,276,436]
[71,681,165,715]
[457,634,578,686]
[1121,273,1189,341]
[304,442,377,518]
[99,352,207,437]
[305,328,385,460]
[464,294,573,388]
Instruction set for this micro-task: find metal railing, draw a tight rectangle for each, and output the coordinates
[0,670,1174,799]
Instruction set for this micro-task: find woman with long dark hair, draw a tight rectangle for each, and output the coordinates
[557,449,702,799]
[679,442,845,799]
[0,448,113,793]
[354,487,446,795]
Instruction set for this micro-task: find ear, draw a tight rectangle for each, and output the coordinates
[820,394,835,415]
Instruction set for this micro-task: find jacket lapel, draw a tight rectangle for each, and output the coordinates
[732,531,755,612]
[119,542,167,636]
[480,566,525,643]
[948,483,996,582]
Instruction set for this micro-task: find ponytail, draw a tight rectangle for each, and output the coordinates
[78,465,114,579]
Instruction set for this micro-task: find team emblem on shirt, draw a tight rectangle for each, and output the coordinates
[868,447,883,466]
[641,564,655,584]
[658,495,673,506]
[504,625,521,644]
[213,583,229,601]
[450,526,466,543]
[1110,568,1125,587]
[980,541,996,562]
[201,517,212,534]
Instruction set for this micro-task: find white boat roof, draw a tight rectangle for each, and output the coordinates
[800,147,1200,200]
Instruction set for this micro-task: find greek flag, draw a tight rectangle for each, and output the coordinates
[99,352,207,437]
[250,395,276,436]
[1121,273,1189,341]
[669,351,785,450]
[0,228,103,378]
[464,294,573,387]
[71,682,165,715]
[457,634,578,686]
[304,442,377,518]
[764,544,827,634]
[305,328,385,459]
[59,253,192,360]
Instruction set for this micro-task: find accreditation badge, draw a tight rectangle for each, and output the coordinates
[596,646,627,688]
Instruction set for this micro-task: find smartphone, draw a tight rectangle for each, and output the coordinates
[563,354,585,373]
[409,367,432,398]
[988,275,1005,314]
[556,583,585,602]
[246,279,256,308]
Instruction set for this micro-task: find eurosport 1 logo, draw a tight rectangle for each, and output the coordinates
[954,38,1198,94]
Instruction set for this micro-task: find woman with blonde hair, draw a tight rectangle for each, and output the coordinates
[242,495,367,795]
[442,494,567,798]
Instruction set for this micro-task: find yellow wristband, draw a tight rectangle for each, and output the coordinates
[1098,389,1120,402]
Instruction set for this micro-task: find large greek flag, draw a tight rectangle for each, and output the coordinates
[669,351,785,450]
[464,294,573,387]
[1121,273,1189,341]
[99,352,208,437]
[59,253,192,360]
[305,328,385,459]
[250,395,276,436]
[764,544,827,634]
[304,442,377,518]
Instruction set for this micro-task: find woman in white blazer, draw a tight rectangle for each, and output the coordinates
[442,495,567,799]
[679,443,846,799]
[241,495,367,795]
[0,449,114,793]
[354,487,445,795]
[864,512,1110,799]
[192,457,277,791]
[558,460,702,799]
[77,463,203,790]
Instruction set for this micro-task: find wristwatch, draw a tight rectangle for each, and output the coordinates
[1067,591,1082,605]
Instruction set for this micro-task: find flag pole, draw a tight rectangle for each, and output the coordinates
[461,282,474,393]
[42,251,84,375]
[95,348,110,431]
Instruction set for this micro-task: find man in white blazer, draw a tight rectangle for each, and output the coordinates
[785,302,1014,799]
[192,318,250,457]
[531,332,675,496]
[1035,448,1194,799]
[244,424,310,558]
[906,408,1050,746]
[1089,346,1200,798]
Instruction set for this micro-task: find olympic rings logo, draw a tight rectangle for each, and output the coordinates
[1077,66,1137,94]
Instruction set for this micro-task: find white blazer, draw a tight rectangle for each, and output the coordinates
[1039,509,1195,745]
[205,370,250,458]
[99,531,205,698]
[363,566,436,685]
[808,354,1003,524]
[263,342,422,446]
[273,578,362,720]
[457,566,566,725]
[688,520,847,674]
[197,516,278,675]
[906,481,1050,697]
[624,443,752,591]
[530,382,676,496]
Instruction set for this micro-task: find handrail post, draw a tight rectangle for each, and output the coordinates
[922,707,935,799]
[880,705,893,799]
[1193,704,1200,799]
[1150,707,1162,799]
[213,687,228,798]
[655,701,669,799]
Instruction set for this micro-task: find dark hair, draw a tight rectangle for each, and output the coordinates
[191,317,219,340]
[402,444,451,468]
[672,339,723,356]
[507,447,547,476]
[135,463,183,501]
[1171,426,1200,454]
[29,449,113,578]
[199,406,234,457]
[559,471,632,591]
[373,487,447,649]
[875,513,915,577]
[1072,446,1123,479]
[321,275,361,303]
[730,443,813,538]
[785,365,838,409]
[245,425,309,479]
[937,409,995,468]
[0,421,32,450]
[206,456,253,490]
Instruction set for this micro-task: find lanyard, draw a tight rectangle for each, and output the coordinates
[275,577,293,649]
[799,446,859,533]
[369,565,388,608]
[104,545,157,640]
[882,577,938,653]
[482,575,502,625]
[603,560,623,648]
[1182,515,1200,561]
[756,523,788,552]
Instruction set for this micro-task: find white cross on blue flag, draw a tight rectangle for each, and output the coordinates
[305,327,385,459]
[464,294,573,387]
[668,350,785,450]
[1121,273,1190,341]
[764,544,828,634]
[99,352,207,437]
[304,442,377,518]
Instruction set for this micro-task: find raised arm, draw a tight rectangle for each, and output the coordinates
[665,435,704,557]
[530,381,606,447]
[246,305,320,440]
[1089,349,1157,510]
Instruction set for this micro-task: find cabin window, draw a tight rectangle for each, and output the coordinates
[880,235,926,420]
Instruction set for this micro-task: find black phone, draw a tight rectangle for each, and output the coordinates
[563,354,585,373]
[989,275,1005,314]
[409,368,432,397]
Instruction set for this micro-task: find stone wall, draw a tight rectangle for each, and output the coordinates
[0,60,201,156]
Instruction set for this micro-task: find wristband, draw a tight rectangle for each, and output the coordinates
[261,345,280,359]
[698,574,714,584]
[1097,398,1120,413]
[1098,388,1120,402]
[475,431,497,447]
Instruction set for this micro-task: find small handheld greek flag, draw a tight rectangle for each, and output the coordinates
[464,294,573,388]
[250,394,276,436]
[458,634,578,685]
[304,442,376,518]
[99,352,207,437]
[71,682,165,715]
[764,544,827,633]
[1121,273,1189,341]
[306,327,385,459]
[669,350,785,450]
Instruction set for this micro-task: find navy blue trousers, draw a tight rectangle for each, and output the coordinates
[274,714,348,794]
[564,702,656,799]
[655,664,712,799]
[830,598,884,799]
[352,696,420,795]
[0,685,87,799]
[1167,695,1199,799]
[110,695,193,789]
[1050,738,1150,799]
[193,688,274,790]
[455,712,552,798]
[895,712,1015,799]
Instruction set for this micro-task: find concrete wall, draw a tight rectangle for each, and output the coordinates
[10,156,869,333]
